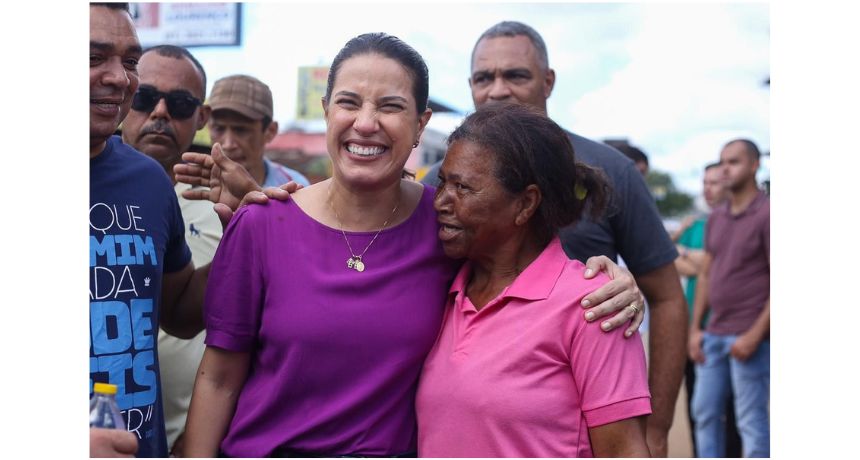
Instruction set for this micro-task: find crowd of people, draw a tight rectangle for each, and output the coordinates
[89,3,769,458]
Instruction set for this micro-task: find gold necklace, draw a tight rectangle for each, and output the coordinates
[328,186,399,273]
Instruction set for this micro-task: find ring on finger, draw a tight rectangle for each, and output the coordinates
[627,302,640,315]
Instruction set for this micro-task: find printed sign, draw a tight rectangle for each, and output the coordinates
[131,2,242,48]
[296,66,330,120]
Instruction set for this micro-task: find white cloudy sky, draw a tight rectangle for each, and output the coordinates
[176,1,770,196]
[6,4,860,453]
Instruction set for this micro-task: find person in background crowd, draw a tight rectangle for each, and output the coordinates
[688,139,769,458]
[206,74,310,188]
[611,141,650,177]
[673,162,742,457]
[416,102,651,457]
[420,21,686,456]
[119,44,217,456]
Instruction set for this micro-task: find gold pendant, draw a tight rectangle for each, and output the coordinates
[354,260,365,272]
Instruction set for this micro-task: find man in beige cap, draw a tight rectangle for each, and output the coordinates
[207,74,309,188]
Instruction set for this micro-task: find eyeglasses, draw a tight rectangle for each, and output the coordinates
[131,86,202,120]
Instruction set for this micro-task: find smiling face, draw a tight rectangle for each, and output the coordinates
[90,5,141,155]
[469,35,555,114]
[121,52,208,172]
[433,140,524,260]
[323,53,431,190]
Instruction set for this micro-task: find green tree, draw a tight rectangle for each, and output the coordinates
[645,170,694,218]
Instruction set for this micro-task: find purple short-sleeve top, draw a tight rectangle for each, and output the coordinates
[204,185,458,457]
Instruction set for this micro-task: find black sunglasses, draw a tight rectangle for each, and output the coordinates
[131,86,202,120]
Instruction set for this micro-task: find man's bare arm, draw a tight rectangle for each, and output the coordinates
[730,298,770,361]
[635,262,687,457]
[688,252,712,363]
[674,246,706,277]
[159,262,210,339]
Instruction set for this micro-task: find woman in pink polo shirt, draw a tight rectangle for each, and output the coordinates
[417,102,652,457]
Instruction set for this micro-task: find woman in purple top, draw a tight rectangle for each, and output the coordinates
[181,33,644,458]
[183,33,452,458]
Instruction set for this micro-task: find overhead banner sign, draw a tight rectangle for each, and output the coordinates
[296,66,330,120]
[131,3,242,48]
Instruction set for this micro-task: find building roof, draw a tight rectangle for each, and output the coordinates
[266,130,327,156]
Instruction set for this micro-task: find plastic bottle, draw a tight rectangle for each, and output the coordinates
[89,382,125,429]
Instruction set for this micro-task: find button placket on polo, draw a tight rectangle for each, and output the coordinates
[452,289,509,357]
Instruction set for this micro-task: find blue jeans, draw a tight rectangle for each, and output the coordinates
[692,332,770,457]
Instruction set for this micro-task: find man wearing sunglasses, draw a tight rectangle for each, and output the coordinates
[120,44,219,457]
[122,47,209,177]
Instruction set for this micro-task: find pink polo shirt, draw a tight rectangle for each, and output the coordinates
[416,238,651,458]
